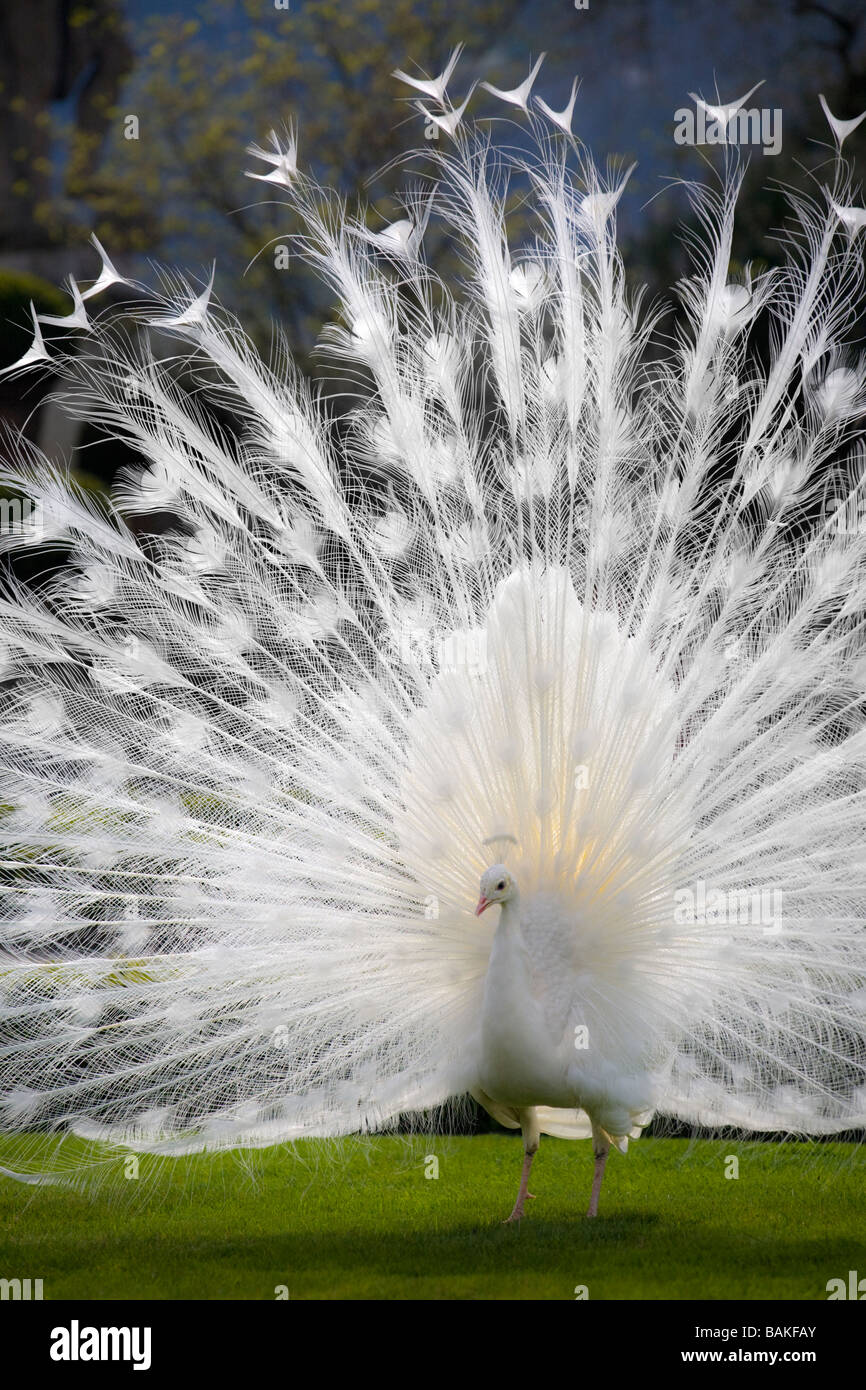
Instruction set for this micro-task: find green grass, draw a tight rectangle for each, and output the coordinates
[0,1134,863,1299]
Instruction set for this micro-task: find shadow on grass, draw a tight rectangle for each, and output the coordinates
[4,1212,859,1301]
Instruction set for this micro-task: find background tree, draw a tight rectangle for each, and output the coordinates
[60,0,534,356]
[0,0,132,253]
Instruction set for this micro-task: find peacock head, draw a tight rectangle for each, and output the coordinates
[475,864,517,916]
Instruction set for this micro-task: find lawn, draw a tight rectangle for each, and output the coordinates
[0,1133,862,1300]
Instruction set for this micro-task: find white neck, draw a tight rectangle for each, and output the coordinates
[495,893,522,936]
[483,892,529,1008]
[480,889,545,1099]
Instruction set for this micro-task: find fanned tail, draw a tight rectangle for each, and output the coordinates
[0,69,865,1188]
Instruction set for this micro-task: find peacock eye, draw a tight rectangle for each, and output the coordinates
[496,880,505,890]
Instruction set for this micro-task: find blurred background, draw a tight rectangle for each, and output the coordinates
[0,0,864,490]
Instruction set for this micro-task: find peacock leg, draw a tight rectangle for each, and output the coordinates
[504,1108,540,1223]
[586,1127,611,1218]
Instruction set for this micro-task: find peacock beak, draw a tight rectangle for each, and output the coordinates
[475,895,490,916]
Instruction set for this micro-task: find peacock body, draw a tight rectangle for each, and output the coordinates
[1,53,865,1216]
